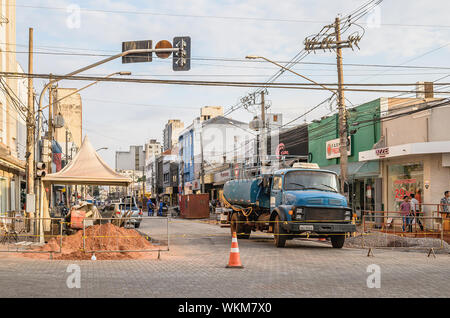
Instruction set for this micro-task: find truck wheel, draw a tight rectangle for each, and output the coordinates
[273,215,287,248]
[330,235,345,248]
[230,213,250,239]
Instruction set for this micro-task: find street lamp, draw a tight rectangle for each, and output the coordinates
[34,46,179,243]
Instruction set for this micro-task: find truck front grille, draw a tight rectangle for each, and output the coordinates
[304,207,346,222]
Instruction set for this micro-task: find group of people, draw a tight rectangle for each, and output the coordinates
[399,193,424,232]
[146,199,166,217]
[399,190,450,232]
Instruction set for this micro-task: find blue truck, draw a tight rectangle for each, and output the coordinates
[222,163,355,248]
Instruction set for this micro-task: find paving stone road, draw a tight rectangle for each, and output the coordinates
[0,218,449,298]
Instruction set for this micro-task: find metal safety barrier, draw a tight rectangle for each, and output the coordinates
[0,215,63,253]
[357,211,446,255]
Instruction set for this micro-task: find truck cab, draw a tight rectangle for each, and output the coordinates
[267,164,355,247]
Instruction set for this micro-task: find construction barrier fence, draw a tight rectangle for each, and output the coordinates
[0,214,169,255]
[0,215,63,253]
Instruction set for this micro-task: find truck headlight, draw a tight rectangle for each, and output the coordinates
[295,208,304,220]
[344,211,351,221]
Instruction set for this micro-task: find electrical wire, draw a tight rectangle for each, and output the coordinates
[3,72,450,94]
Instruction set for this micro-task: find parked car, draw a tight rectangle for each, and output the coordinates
[101,202,143,228]
[117,202,143,228]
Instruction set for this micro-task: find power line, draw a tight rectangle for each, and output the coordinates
[3,72,450,94]
[10,2,450,29]
[3,43,450,71]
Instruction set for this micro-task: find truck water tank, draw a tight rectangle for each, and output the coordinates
[223,179,261,207]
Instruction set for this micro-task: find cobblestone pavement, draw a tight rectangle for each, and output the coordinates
[0,218,449,297]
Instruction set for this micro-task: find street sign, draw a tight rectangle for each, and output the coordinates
[122,40,152,63]
[173,36,191,71]
[155,40,173,59]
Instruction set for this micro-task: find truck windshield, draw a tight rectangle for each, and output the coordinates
[284,170,339,192]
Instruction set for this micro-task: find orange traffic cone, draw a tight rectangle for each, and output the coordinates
[226,232,244,268]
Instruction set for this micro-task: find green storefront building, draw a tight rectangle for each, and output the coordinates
[308,98,383,215]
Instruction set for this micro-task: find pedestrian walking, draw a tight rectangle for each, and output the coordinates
[410,193,424,231]
[399,195,412,232]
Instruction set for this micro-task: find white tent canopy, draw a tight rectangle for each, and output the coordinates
[43,136,131,186]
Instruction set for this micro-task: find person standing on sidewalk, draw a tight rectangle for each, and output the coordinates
[147,199,155,216]
[441,191,450,219]
[399,196,412,232]
[410,193,424,231]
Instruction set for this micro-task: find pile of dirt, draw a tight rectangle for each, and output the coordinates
[345,231,450,253]
[24,223,155,260]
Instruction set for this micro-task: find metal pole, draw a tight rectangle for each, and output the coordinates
[335,17,348,195]
[142,165,145,210]
[200,131,205,193]
[47,85,53,174]
[26,28,36,234]
[26,27,34,195]
[39,179,44,244]
[35,48,178,180]
[65,129,69,207]
[260,91,266,167]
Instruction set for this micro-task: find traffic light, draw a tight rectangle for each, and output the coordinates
[36,162,46,178]
[173,36,191,71]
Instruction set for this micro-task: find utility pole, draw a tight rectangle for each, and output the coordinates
[260,90,266,168]
[200,130,205,193]
[65,129,69,207]
[304,16,362,194]
[335,17,348,194]
[26,28,34,196]
[26,28,35,233]
[47,84,54,174]
[142,165,145,210]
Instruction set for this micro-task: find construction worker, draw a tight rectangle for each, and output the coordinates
[158,201,164,216]
[147,199,155,216]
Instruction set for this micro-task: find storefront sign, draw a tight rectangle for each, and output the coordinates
[394,179,416,185]
[192,180,200,190]
[276,143,289,159]
[234,164,239,178]
[326,137,351,159]
[214,170,230,183]
[375,147,389,158]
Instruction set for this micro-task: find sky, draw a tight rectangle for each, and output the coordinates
[13,0,450,167]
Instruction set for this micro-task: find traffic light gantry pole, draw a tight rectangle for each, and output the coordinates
[35,46,181,243]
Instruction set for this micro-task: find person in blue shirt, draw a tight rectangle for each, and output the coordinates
[158,201,164,216]
[147,199,155,216]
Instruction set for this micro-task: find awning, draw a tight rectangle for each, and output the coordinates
[42,136,132,186]
[322,161,380,178]
[359,141,450,161]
